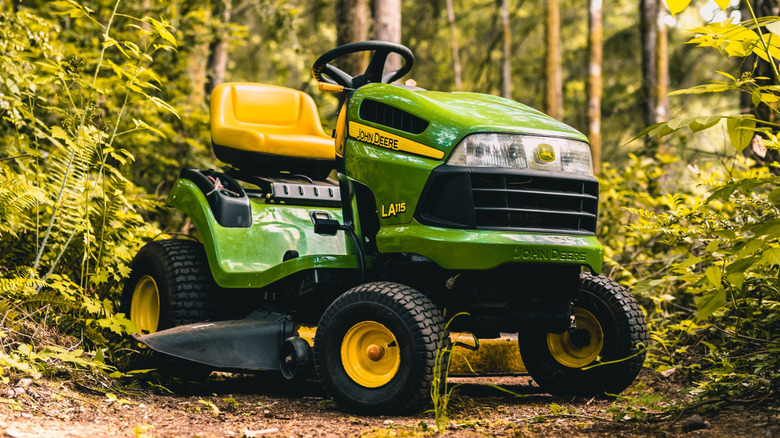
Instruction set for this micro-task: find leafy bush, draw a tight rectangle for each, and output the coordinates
[596,0,780,409]
[0,1,179,380]
[599,154,779,406]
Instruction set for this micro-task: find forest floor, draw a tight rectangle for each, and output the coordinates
[0,369,778,438]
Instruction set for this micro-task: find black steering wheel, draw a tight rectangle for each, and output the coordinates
[312,41,414,89]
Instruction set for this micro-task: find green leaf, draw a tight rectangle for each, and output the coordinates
[695,288,726,321]
[668,83,731,96]
[726,117,756,152]
[705,265,722,289]
[51,126,69,140]
[157,28,177,47]
[760,92,780,103]
[769,188,780,204]
[715,70,735,81]
[726,272,744,291]
[689,116,721,133]
[759,247,780,265]
[726,255,757,275]
[676,256,704,270]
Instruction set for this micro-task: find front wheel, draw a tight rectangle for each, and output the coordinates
[518,273,648,396]
[313,282,444,414]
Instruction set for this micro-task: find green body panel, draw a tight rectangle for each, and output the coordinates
[167,179,359,288]
[344,139,437,226]
[345,84,589,228]
[376,220,603,273]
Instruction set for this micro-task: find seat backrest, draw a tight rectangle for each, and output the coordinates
[209,82,335,178]
[211,82,330,142]
[211,82,326,136]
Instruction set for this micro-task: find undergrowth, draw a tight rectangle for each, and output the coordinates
[0,1,173,385]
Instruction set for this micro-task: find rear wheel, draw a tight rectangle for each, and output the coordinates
[120,239,219,377]
[518,273,647,396]
[313,282,444,414]
[121,239,219,332]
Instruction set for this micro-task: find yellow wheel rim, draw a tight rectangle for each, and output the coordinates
[340,321,400,388]
[130,275,160,333]
[548,308,604,368]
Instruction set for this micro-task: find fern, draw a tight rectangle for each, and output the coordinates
[0,3,173,382]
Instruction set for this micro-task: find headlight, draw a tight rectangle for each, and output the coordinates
[447,133,593,175]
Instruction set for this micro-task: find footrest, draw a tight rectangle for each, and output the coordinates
[267,180,341,206]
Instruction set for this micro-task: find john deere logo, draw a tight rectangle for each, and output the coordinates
[537,144,555,163]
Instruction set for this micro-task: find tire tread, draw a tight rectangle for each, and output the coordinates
[313,282,444,414]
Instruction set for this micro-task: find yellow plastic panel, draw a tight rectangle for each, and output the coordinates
[233,84,300,126]
[211,82,335,160]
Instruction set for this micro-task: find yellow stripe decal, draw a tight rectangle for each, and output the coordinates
[349,122,444,160]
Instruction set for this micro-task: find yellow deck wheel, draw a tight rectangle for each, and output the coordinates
[130,275,160,333]
[340,321,400,388]
[547,308,604,368]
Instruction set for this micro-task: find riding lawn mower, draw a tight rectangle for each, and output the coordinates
[121,41,648,414]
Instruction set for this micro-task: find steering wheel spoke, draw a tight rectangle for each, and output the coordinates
[365,50,391,83]
[320,64,354,87]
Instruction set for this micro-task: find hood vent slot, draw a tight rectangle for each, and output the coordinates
[359,99,429,134]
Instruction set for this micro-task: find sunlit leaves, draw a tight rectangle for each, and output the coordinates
[694,288,726,321]
[713,0,730,11]
[687,18,780,64]
[51,0,96,24]
[1,3,170,381]
[665,0,692,17]
[726,116,756,152]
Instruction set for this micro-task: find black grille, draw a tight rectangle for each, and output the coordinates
[359,99,429,134]
[417,169,599,235]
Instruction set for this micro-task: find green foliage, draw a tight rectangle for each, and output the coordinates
[430,313,470,434]
[596,0,780,412]
[0,1,175,381]
[627,160,780,397]
[599,152,780,408]
[606,383,678,421]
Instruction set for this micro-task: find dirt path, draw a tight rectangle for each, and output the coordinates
[0,372,777,437]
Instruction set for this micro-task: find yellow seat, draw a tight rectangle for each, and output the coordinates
[210,82,335,177]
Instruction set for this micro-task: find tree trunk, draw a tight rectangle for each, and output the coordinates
[501,0,511,99]
[545,0,562,120]
[141,0,151,31]
[187,5,211,105]
[587,0,603,175]
[655,4,669,124]
[206,0,232,97]
[445,0,462,91]
[640,0,658,129]
[336,0,370,76]
[373,0,402,75]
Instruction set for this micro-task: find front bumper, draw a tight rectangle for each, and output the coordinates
[376,220,603,273]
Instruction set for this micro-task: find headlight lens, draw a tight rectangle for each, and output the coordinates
[447,133,593,175]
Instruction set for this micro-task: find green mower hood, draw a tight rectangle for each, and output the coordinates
[352,84,588,155]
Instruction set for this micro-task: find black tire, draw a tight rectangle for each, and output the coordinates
[313,282,444,415]
[518,273,648,396]
[121,239,219,332]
